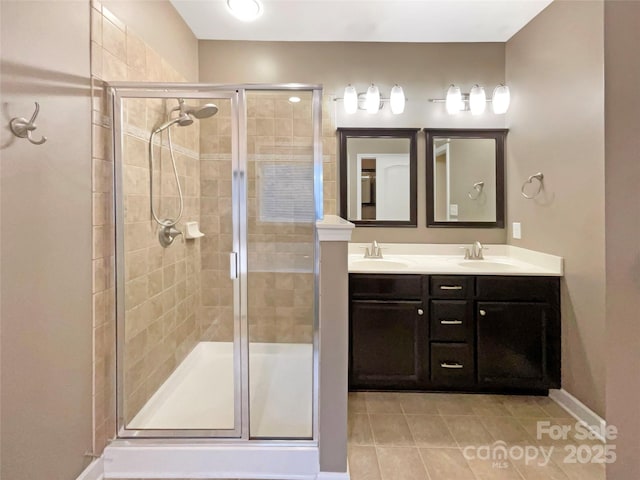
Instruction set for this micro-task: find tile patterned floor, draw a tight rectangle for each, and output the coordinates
[348,392,606,480]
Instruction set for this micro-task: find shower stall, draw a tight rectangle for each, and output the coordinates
[108,83,322,453]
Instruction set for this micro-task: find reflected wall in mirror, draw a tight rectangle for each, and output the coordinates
[339,128,418,227]
[426,129,507,228]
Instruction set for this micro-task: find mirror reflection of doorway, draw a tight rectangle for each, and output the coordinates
[356,153,410,221]
[434,142,450,221]
[360,158,376,220]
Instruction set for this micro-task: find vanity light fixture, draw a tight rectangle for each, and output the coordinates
[434,83,511,115]
[469,84,486,115]
[445,84,463,114]
[492,84,511,114]
[365,84,381,114]
[336,83,407,115]
[390,84,405,114]
[226,0,263,22]
[343,85,358,114]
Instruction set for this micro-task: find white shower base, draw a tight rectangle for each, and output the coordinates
[129,341,313,438]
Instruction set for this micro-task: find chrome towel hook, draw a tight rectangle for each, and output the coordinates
[521,172,544,199]
[9,102,47,145]
[467,181,485,200]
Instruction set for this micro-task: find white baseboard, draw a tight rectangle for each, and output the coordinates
[549,388,606,442]
[76,458,104,480]
[103,442,320,479]
[316,472,350,480]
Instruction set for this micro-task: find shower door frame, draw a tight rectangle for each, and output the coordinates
[109,83,323,441]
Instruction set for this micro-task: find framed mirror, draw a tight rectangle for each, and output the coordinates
[425,129,507,228]
[339,128,418,227]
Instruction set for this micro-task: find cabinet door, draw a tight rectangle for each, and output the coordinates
[350,300,425,388]
[477,302,548,386]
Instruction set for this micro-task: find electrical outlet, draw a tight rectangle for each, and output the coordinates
[513,222,522,239]
[449,204,458,216]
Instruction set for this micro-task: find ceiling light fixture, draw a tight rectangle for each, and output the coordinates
[288,96,301,103]
[336,83,407,115]
[226,0,263,22]
[433,83,511,115]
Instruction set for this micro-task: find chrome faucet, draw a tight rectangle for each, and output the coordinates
[463,241,485,260]
[364,240,383,259]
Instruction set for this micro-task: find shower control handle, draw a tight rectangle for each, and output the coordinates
[229,252,238,279]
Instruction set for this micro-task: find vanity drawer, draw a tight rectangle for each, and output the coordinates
[430,343,474,384]
[430,276,472,299]
[350,274,423,300]
[476,276,560,302]
[430,300,471,341]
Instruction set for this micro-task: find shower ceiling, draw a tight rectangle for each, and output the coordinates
[170,0,553,42]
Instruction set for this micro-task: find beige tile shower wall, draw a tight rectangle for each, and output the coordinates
[199,93,318,344]
[247,94,315,344]
[121,101,202,423]
[90,3,200,451]
[199,99,235,342]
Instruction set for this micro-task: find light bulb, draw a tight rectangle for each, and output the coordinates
[226,0,263,22]
[343,85,358,114]
[469,84,486,115]
[365,84,380,114]
[446,84,462,115]
[390,84,405,114]
[492,84,511,114]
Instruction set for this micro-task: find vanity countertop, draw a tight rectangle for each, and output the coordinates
[348,243,563,276]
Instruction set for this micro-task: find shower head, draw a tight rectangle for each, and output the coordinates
[152,99,218,134]
[187,103,218,119]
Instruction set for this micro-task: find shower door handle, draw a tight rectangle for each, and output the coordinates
[229,252,238,279]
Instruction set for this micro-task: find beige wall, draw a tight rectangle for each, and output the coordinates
[0,1,93,479]
[199,41,508,245]
[505,0,606,416]
[604,1,640,478]
[447,138,497,222]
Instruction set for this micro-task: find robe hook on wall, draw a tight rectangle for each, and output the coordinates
[9,102,47,145]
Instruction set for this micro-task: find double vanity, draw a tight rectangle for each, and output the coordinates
[348,242,563,394]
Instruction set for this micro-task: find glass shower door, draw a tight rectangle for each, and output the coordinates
[114,89,242,437]
[245,90,319,438]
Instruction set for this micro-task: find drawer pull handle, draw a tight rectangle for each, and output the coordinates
[440,320,462,325]
[417,308,424,316]
[441,362,464,369]
[440,285,463,290]
[479,309,487,316]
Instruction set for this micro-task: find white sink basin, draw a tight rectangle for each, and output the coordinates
[457,260,520,271]
[350,259,409,270]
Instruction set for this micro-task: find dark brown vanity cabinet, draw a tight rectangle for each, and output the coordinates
[349,273,561,393]
[475,276,561,391]
[349,274,427,389]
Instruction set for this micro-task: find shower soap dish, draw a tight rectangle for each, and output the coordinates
[184,221,205,239]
